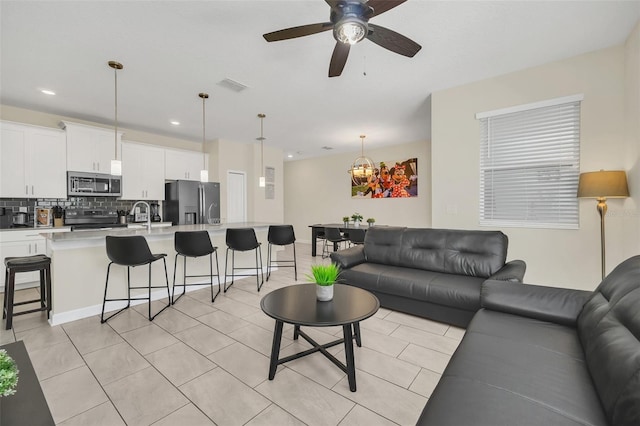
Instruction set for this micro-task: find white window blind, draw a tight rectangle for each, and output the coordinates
[478,97,581,229]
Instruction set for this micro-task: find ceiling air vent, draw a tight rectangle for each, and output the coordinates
[217,78,248,93]
[322,146,333,150]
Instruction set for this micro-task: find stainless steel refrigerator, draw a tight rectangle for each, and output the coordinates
[164,181,220,225]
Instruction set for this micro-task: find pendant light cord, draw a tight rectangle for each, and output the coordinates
[202,95,206,158]
[257,114,266,177]
[199,93,209,171]
[114,66,118,158]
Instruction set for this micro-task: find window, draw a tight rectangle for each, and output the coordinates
[476,95,582,229]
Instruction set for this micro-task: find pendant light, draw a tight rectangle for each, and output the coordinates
[199,93,209,182]
[349,135,374,185]
[257,113,266,187]
[108,61,123,176]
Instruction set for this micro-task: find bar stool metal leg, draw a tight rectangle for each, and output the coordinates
[172,251,220,304]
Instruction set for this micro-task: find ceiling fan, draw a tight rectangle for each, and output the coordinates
[263,0,421,77]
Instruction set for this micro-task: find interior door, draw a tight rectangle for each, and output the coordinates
[227,171,246,223]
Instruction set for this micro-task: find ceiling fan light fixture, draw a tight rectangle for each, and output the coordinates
[334,18,367,45]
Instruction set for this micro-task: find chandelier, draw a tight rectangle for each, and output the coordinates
[349,135,374,185]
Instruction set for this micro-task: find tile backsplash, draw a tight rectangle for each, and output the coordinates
[0,197,158,221]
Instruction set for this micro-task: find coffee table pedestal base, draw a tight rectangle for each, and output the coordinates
[268,321,362,392]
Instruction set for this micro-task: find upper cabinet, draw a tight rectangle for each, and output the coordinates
[164,148,206,181]
[61,121,121,173]
[0,121,67,198]
[121,142,165,200]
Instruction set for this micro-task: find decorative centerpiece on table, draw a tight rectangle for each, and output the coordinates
[0,349,19,398]
[351,212,363,228]
[366,218,375,227]
[307,263,341,302]
[342,216,350,227]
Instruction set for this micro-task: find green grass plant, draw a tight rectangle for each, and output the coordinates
[307,263,341,286]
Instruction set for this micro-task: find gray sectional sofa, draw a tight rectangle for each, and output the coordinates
[330,227,526,327]
[419,255,640,426]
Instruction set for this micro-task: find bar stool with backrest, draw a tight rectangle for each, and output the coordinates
[101,235,171,323]
[224,228,263,292]
[322,227,349,258]
[172,231,220,304]
[3,254,52,330]
[266,225,297,281]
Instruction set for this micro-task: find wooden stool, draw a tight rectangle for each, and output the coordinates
[3,254,52,330]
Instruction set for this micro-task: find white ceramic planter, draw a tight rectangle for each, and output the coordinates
[316,284,334,302]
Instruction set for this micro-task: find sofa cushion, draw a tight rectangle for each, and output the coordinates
[419,309,608,426]
[577,255,640,426]
[340,263,483,311]
[363,227,508,278]
[362,226,405,265]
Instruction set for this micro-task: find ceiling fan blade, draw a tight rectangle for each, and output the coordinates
[263,22,333,42]
[366,0,408,17]
[329,41,350,77]
[325,0,340,10]
[366,23,421,57]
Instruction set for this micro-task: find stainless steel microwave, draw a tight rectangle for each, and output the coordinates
[67,171,121,197]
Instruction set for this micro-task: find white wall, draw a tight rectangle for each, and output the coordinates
[284,140,431,244]
[623,20,640,260]
[431,43,639,290]
[207,138,284,224]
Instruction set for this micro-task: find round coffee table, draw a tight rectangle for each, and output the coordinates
[261,283,379,392]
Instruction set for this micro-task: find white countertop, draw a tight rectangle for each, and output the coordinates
[45,222,274,243]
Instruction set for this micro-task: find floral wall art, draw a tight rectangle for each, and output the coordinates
[351,157,418,198]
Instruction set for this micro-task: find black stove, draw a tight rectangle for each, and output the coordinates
[65,208,126,231]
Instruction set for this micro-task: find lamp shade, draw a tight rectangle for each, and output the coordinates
[577,170,629,198]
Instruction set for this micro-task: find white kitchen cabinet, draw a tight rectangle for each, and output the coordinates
[164,148,206,181]
[121,142,165,200]
[61,121,121,173]
[0,232,46,289]
[0,121,67,198]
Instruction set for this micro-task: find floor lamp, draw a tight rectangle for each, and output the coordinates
[577,170,629,280]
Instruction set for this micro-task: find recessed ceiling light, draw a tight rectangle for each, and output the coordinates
[170,121,180,126]
[41,89,56,95]
[287,154,293,158]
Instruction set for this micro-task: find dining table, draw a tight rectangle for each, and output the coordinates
[308,223,370,256]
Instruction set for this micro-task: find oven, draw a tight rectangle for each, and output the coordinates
[65,208,127,231]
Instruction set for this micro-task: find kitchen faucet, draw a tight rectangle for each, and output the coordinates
[131,200,151,232]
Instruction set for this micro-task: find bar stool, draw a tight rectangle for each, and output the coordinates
[224,228,263,292]
[3,255,52,330]
[322,227,349,258]
[172,231,220,304]
[101,236,171,323]
[266,225,297,281]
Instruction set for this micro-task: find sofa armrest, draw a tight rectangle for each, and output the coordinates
[330,246,366,269]
[488,260,526,282]
[480,280,592,327]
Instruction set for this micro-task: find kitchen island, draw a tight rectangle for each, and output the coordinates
[43,223,273,325]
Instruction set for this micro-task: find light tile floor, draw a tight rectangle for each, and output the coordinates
[1,243,464,425]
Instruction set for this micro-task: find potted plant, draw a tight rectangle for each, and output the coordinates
[351,212,363,227]
[366,217,375,227]
[307,263,341,301]
[342,216,350,227]
[0,349,19,398]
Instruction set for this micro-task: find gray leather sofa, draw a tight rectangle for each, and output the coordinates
[418,255,640,426]
[330,227,526,327]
